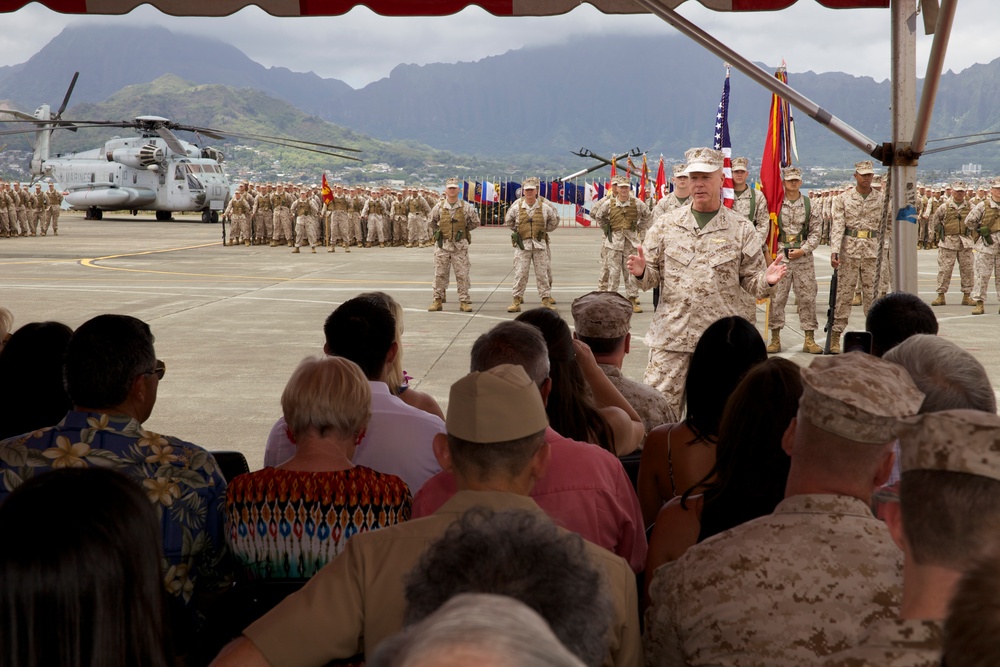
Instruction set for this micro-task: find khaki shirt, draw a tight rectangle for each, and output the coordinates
[246,490,642,667]
[644,494,903,667]
[820,618,942,667]
[637,205,772,353]
[932,199,975,251]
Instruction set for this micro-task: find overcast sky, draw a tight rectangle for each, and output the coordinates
[0,1,997,89]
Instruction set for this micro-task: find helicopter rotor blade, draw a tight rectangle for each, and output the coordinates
[182,126,362,154]
[155,126,188,155]
[56,72,79,119]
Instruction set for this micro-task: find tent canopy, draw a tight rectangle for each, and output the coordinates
[0,0,888,17]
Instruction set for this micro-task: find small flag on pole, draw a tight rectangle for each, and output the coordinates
[321,174,333,204]
[655,156,667,200]
[638,154,649,201]
[713,66,735,209]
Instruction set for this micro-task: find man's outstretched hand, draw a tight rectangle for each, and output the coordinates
[627,245,646,277]
[766,254,788,285]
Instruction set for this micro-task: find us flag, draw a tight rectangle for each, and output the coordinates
[713,67,734,209]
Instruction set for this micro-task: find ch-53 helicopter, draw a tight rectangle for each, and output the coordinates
[0,73,361,222]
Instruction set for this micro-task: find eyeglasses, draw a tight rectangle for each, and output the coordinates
[144,360,166,380]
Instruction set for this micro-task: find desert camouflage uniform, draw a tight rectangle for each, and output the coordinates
[390,196,408,246]
[26,188,43,235]
[597,364,676,437]
[428,198,481,304]
[931,198,975,298]
[0,186,11,236]
[820,619,941,667]
[43,188,62,235]
[644,494,903,667]
[223,196,252,245]
[252,188,273,243]
[328,193,351,249]
[405,193,430,246]
[732,186,770,322]
[348,194,365,245]
[504,196,560,303]
[917,192,932,248]
[290,197,320,251]
[650,191,689,220]
[4,185,18,236]
[590,194,652,300]
[636,205,772,418]
[770,195,821,331]
[271,190,294,245]
[361,195,389,246]
[830,187,885,337]
[13,185,28,236]
[966,197,1000,306]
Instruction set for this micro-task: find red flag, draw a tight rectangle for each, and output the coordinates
[610,154,617,180]
[575,204,591,227]
[655,156,668,200]
[321,174,333,204]
[638,154,649,201]
[761,70,788,262]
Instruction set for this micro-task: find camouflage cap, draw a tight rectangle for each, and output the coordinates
[991,178,1000,189]
[612,175,630,187]
[445,178,460,189]
[895,410,1000,482]
[522,177,540,190]
[799,352,924,444]
[854,160,876,175]
[671,164,686,177]
[446,364,548,444]
[683,147,724,174]
[951,181,968,191]
[782,166,803,181]
[571,291,633,339]
[732,157,749,171]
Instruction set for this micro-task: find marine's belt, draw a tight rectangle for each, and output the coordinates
[780,232,804,246]
[844,228,878,239]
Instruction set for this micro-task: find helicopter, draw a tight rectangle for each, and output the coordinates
[0,73,362,223]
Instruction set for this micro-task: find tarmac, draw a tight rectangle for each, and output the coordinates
[2,211,996,469]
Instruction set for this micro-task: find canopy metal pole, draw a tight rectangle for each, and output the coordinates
[911,0,958,155]
[891,0,919,294]
[632,0,882,160]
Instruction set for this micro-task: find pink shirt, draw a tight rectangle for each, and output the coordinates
[412,427,648,572]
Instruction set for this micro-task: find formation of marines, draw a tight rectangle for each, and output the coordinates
[0,181,62,238]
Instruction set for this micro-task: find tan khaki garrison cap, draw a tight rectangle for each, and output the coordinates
[446,364,548,443]
[799,352,924,444]
[612,175,630,187]
[445,178,460,189]
[671,164,686,177]
[782,166,803,181]
[571,291,633,339]
[683,147,724,175]
[732,157,749,171]
[522,177,540,190]
[896,410,1000,482]
[855,160,876,175]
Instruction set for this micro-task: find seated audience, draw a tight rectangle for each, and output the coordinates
[644,352,924,667]
[358,291,444,421]
[0,306,11,350]
[369,594,586,667]
[403,507,612,666]
[824,409,1000,666]
[226,356,411,581]
[645,358,801,587]
[0,320,73,439]
[263,296,444,492]
[571,291,676,439]
[212,365,641,667]
[865,291,938,358]
[943,548,1000,667]
[517,307,645,456]
[638,316,766,526]
[0,314,229,626]
[411,321,647,573]
[0,467,173,667]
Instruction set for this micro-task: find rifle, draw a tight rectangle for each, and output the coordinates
[824,269,838,355]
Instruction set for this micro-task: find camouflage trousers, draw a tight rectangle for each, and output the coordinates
[972,249,1000,303]
[769,254,819,331]
[21,207,34,234]
[598,245,638,298]
[37,208,51,234]
[229,214,250,243]
[832,254,877,335]
[0,208,8,236]
[347,213,361,244]
[329,212,350,245]
[392,216,407,244]
[643,348,691,421]
[937,245,974,295]
[432,246,472,302]
[512,247,552,300]
[45,206,59,234]
[254,211,270,241]
[917,217,936,246]
[273,207,293,243]
[408,213,428,244]
[295,216,320,248]
[366,214,387,244]
[5,206,18,235]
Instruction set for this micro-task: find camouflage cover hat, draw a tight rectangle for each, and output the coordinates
[782,167,803,181]
[683,147,724,175]
[522,177,540,190]
[991,178,1000,189]
[571,291,633,339]
[895,410,1000,482]
[446,364,548,444]
[671,164,686,177]
[951,181,968,191]
[854,160,876,175]
[799,352,924,444]
[732,157,749,171]
[612,175,630,187]
[445,178,460,189]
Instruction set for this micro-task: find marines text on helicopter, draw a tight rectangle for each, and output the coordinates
[0,73,361,222]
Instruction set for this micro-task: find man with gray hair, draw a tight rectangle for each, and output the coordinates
[883,334,996,414]
[213,364,641,667]
[645,352,925,666]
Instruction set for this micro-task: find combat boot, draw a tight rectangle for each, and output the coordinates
[542,297,557,310]
[766,329,781,354]
[244,240,251,247]
[972,300,985,315]
[931,294,946,306]
[269,240,278,247]
[962,293,974,306]
[507,297,523,313]
[379,242,385,248]
[630,296,642,313]
[828,335,841,355]
[459,302,473,313]
[310,246,316,253]
[328,244,336,253]
[802,331,823,354]
[287,240,295,247]
[428,299,443,312]
[291,247,300,254]
[852,292,862,306]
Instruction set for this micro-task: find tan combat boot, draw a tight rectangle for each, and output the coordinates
[310,246,316,253]
[829,334,841,355]
[542,297,557,310]
[428,299,443,312]
[766,329,781,354]
[291,247,300,253]
[931,293,946,306]
[269,240,278,247]
[328,244,336,253]
[802,331,823,354]
[244,240,251,247]
[459,302,472,313]
[287,240,295,247]
[507,296,523,313]
[852,292,862,306]
[972,300,985,315]
[630,296,642,314]
[962,293,974,306]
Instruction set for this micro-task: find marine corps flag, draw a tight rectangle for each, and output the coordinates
[321,174,333,204]
[655,156,667,201]
[761,66,793,261]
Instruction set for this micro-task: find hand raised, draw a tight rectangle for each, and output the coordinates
[765,253,788,285]
[627,245,646,277]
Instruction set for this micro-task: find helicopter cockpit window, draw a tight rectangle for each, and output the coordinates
[174,164,187,181]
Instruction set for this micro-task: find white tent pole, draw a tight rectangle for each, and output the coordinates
[891,0,919,294]
[910,0,958,155]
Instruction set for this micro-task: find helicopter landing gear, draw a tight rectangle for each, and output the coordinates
[201,210,219,224]
[156,210,172,222]
[85,207,103,220]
